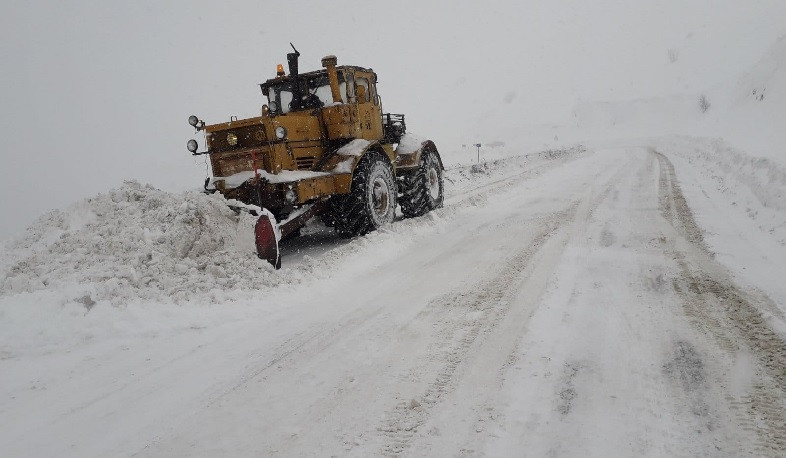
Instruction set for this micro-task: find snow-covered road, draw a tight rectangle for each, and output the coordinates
[2,143,785,456]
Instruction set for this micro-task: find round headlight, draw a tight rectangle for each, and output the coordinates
[275,126,287,139]
[187,139,198,153]
[269,101,278,112]
[226,133,238,146]
[285,189,296,204]
[188,115,199,127]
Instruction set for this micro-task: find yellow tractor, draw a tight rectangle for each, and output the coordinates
[187,45,443,268]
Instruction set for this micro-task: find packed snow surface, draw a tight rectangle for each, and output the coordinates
[2,141,786,457]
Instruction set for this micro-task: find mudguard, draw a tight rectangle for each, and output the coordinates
[395,134,443,170]
[319,138,392,176]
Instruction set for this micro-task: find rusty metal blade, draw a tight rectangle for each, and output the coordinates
[255,214,281,269]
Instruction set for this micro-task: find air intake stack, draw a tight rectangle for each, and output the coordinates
[321,55,342,104]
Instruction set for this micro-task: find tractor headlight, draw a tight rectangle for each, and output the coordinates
[285,188,296,204]
[226,132,238,146]
[275,126,287,139]
[188,115,199,127]
[187,139,198,153]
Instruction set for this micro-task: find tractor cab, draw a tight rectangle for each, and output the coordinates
[261,66,379,113]
[262,69,347,114]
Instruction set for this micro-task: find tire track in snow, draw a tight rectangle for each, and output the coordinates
[214,150,594,398]
[443,147,588,207]
[436,156,634,456]
[376,157,633,455]
[281,147,586,273]
[654,150,786,455]
[376,207,576,455]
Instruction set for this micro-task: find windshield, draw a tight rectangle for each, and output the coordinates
[267,72,347,114]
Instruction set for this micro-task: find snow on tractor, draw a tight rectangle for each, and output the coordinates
[187,45,444,268]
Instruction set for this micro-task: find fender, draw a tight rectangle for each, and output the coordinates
[319,139,392,176]
[394,135,444,171]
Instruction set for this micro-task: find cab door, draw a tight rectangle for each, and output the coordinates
[353,70,383,141]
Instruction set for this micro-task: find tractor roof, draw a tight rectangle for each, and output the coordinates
[260,65,375,89]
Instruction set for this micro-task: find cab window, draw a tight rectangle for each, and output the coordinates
[356,77,370,103]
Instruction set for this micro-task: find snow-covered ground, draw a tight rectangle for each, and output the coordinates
[3,22,786,458]
[1,138,785,456]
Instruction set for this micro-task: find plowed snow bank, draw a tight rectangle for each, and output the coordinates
[1,181,271,303]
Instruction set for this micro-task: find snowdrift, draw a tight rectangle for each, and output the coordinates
[662,136,786,245]
[0,181,272,304]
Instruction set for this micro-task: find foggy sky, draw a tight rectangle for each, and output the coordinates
[1,0,784,240]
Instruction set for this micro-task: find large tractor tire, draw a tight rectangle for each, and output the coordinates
[399,150,444,218]
[333,151,397,237]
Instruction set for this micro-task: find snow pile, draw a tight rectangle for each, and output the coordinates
[701,140,784,211]
[0,181,272,304]
[666,137,786,241]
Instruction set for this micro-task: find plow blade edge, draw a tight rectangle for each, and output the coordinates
[255,214,281,269]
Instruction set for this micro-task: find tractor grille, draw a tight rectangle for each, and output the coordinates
[296,157,316,170]
[208,125,267,151]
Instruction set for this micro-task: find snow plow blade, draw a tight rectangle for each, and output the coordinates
[255,213,281,269]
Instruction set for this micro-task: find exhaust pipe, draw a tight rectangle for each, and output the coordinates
[287,43,302,111]
[321,55,342,103]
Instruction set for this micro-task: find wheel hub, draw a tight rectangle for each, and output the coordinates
[372,177,390,217]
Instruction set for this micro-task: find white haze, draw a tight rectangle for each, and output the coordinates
[0,0,784,240]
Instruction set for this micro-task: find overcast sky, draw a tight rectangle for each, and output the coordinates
[1,1,784,240]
